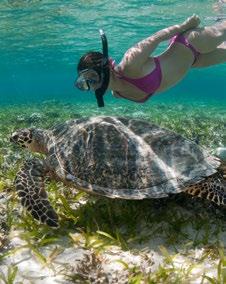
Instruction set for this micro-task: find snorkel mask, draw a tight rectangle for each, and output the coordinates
[75,69,101,91]
[75,29,109,107]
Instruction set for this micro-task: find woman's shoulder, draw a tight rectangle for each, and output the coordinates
[116,56,155,77]
[115,59,139,76]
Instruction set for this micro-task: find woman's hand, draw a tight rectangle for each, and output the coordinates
[182,14,201,31]
[121,14,201,67]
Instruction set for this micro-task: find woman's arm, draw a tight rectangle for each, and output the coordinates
[151,14,201,42]
[122,15,201,67]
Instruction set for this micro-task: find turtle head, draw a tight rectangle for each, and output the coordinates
[10,128,48,154]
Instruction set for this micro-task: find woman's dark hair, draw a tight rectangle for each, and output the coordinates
[77,51,106,75]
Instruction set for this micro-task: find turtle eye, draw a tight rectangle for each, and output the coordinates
[10,134,18,142]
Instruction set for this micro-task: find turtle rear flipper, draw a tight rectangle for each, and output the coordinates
[186,171,226,206]
[15,158,59,227]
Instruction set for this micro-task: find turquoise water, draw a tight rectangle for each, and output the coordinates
[0,0,225,106]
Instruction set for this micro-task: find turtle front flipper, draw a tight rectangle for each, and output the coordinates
[186,172,226,206]
[15,158,59,227]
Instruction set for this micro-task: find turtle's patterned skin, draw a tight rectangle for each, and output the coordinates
[11,116,226,227]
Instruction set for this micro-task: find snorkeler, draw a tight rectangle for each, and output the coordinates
[75,15,226,107]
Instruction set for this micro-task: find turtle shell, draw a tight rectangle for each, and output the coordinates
[46,116,220,199]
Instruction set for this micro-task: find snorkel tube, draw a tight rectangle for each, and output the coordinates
[95,29,110,107]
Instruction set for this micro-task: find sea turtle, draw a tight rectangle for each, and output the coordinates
[10,116,226,227]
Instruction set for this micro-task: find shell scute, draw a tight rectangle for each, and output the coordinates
[45,116,220,199]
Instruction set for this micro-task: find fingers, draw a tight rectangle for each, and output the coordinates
[189,14,201,24]
[184,14,201,29]
[191,14,201,25]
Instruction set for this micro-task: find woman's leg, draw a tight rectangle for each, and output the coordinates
[192,42,226,67]
[185,21,226,54]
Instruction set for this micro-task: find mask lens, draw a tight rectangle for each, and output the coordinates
[75,69,100,91]
[75,76,90,90]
